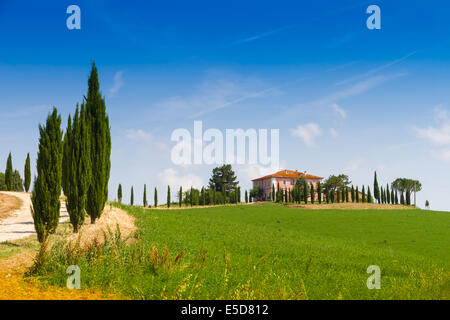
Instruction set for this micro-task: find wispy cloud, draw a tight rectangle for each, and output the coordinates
[335,52,415,86]
[291,123,321,146]
[227,24,296,47]
[330,128,339,138]
[415,106,450,163]
[0,104,50,118]
[158,168,203,190]
[331,103,347,119]
[109,71,124,97]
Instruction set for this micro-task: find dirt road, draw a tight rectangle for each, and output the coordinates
[0,192,69,243]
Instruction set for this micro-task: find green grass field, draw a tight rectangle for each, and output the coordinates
[31,203,449,299]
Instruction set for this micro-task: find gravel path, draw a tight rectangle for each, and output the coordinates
[0,192,69,242]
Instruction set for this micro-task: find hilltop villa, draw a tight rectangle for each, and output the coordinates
[252,170,323,201]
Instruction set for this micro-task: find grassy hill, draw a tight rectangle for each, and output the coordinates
[31,203,449,299]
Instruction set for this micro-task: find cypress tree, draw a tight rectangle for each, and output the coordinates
[317,181,322,204]
[406,188,411,205]
[303,180,308,204]
[179,186,182,207]
[355,187,359,203]
[143,184,147,207]
[391,188,395,205]
[167,185,171,208]
[341,188,345,203]
[310,183,315,204]
[213,187,216,205]
[386,184,391,204]
[237,187,241,203]
[351,185,355,202]
[5,153,13,191]
[367,186,372,203]
[222,186,226,204]
[62,104,91,233]
[400,192,405,205]
[245,190,248,203]
[380,186,384,204]
[272,184,275,201]
[374,171,380,203]
[85,63,111,224]
[31,108,63,242]
[24,153,31,192]
[337,189,341,203]
[154,187,158,207]
[130,186,134,206]
[362,185,366,203]
[118,184,122,204]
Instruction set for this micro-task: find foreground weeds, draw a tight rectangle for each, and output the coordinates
[27,204,450,300]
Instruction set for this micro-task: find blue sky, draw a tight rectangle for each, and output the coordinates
[1,0,450,210]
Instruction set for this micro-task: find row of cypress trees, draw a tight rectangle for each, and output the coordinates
[117,184,247,207]
[32,63,111,241]
[0,152,30,192]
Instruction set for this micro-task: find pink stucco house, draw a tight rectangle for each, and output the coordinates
[252,169,323,201]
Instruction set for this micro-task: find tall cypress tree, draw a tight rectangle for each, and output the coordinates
[118,184,122,204]
[179,186,182,207]
[31,108,63,242]
[143,184,147,207]
[355,186,359,203]
[62,104,92,233]
[130,186,134,206]
[351,185,355,202]
[374,171,380,204]
[154,187,158,207]
[5,153,13,191]
[380,186,384,204]
[167,185,171,208]
[303,180,308,204]
[310,183,315,204]
[85,63,111,224]
[367,186,372,203]
[406,188,411,205]
[362,185,366,203]
[245,190,248,203]
[317,181,322,204]
[24,153,31,192]
[386,184,391,204]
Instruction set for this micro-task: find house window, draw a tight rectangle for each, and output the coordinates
[283,180,286,185]
[291,179,294,185]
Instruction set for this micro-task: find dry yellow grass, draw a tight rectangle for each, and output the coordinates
[0,193,22,220]
[0,204,135,300]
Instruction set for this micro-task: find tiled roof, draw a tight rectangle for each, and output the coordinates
[251,170,323,181]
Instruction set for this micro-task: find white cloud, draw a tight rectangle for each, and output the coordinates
[125,129,153,142]
[290,123,321,146]
[158,168,203,190]
[109,71,124,97]
[331,103,347,119]
[330,128,339,138]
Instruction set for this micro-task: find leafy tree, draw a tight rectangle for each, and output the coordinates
[31,108,63,242]
[395,190,399,204]
[212,186,216,205]
[143,184,147,207]
[86,63,111,224]
[167,185,171,208]
[208,164,238,194]
[154,187,158,207]
[62,104,91,232]
[130,186,134,206]
[118,184,122,204]
[5,153,13,191]
[322,174,351,194]
[250,186,263,201]
[24,153,31,192]
[400,191,405,205]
